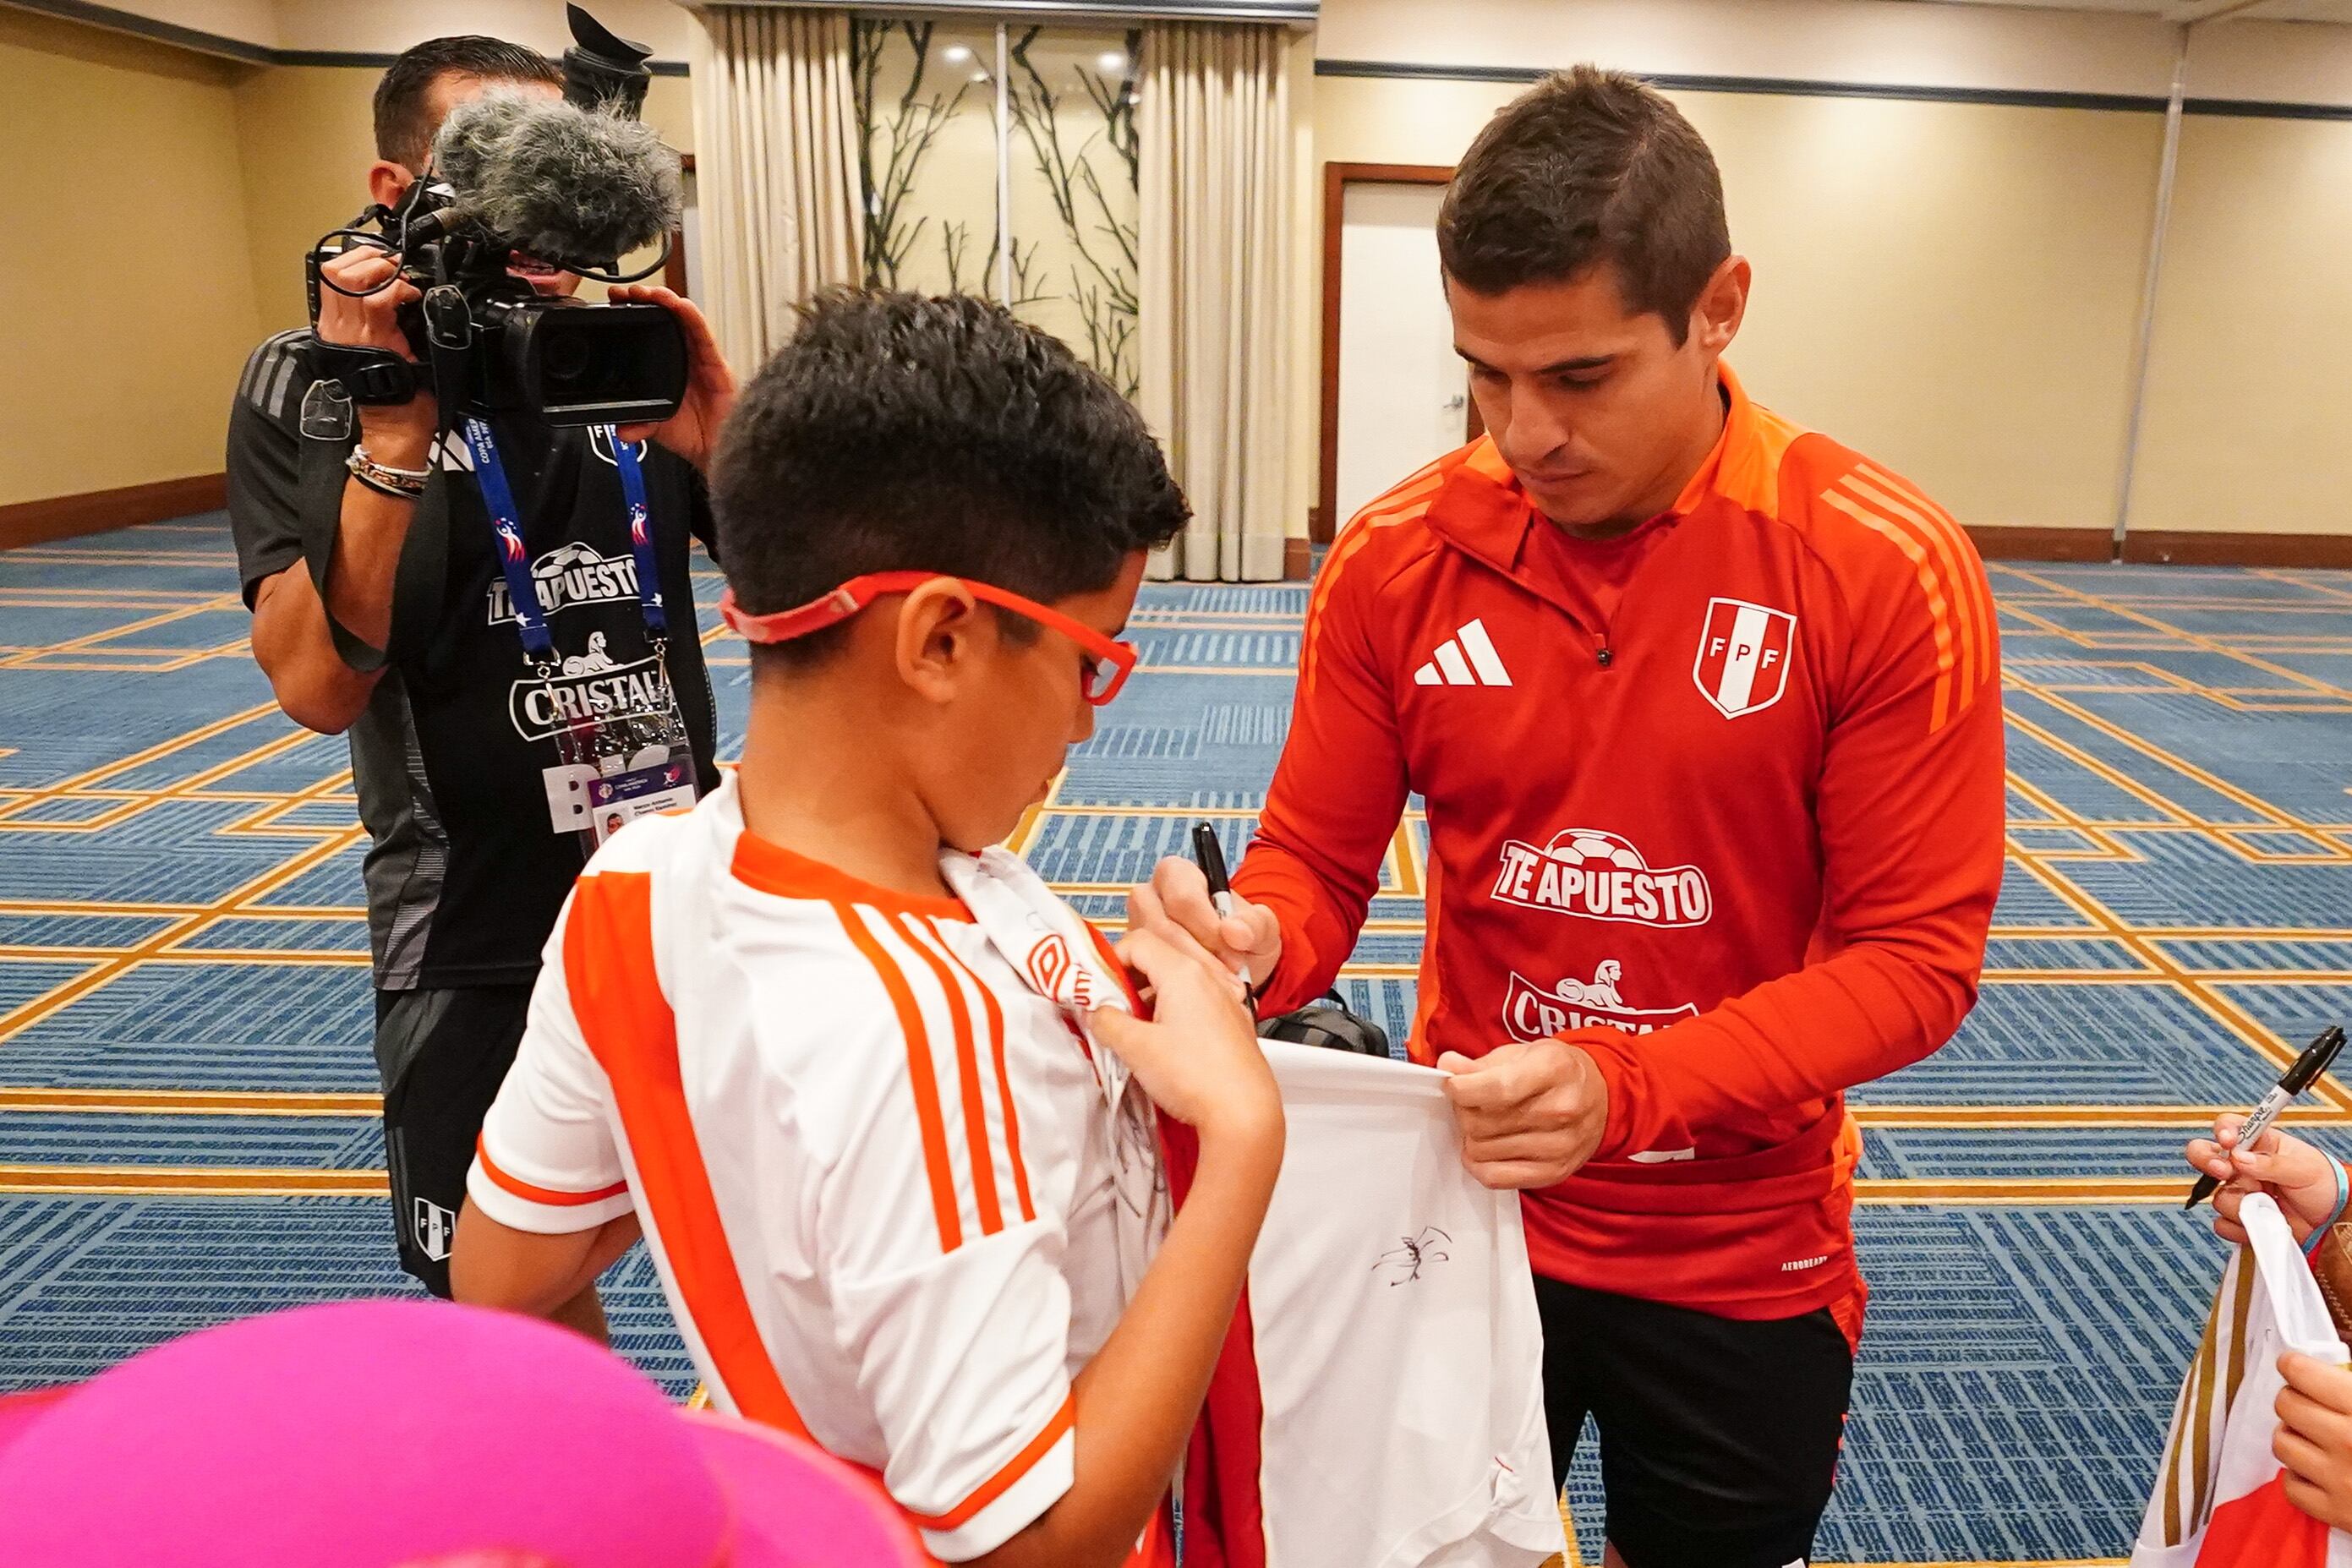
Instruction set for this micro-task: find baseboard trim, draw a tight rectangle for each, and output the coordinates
[1963,525,2352,567]
[1284,536,1315,580]
[2121,531,2352,568]
[0,473,227,550]
[1963,526,2109,561]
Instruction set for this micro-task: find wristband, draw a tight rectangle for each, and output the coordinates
[2307,1156,2349,1257]
[346,445,429,499]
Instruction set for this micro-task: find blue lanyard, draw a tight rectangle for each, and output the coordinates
[461,417,668,670]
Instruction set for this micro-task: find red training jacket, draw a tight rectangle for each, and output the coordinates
[1233,364,2005,1319]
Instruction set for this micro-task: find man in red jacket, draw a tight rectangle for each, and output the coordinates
[1135,67,2004,1568]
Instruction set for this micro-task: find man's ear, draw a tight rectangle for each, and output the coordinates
[1690,254,1750,360]
[368,161,416,215]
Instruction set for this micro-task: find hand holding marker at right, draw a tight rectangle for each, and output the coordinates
[2185,1025,2349,1243]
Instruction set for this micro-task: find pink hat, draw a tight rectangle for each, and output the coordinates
[0,1298,927,1568]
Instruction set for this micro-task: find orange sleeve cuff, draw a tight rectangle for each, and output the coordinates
[908,1391,1076,1531]
[474,1135,630,1208]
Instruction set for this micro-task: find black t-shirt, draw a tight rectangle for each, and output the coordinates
[227,328,720,990]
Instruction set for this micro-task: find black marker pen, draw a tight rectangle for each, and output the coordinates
[2188,1024,2347,1210]
[1190,822,1250,983]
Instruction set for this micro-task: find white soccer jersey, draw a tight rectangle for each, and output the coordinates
[1203,1043,1567,1568]
[467,777,1167,1564]
[939,850,1564,1568]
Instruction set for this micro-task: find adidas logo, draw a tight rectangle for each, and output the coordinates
[1413,619,1512,687]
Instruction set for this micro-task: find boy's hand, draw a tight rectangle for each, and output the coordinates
[1130,856,1282,991]
[2186,1116,2344,1243]
[1090,928,1281,1150]
[2278,1352,2352,1531]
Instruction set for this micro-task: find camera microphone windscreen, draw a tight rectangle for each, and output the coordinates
[431,90,682,269]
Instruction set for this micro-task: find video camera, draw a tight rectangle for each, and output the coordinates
[306,5,687,428]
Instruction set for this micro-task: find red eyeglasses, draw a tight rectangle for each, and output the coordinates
[719,572,1140,706]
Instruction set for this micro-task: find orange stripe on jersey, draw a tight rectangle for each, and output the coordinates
[562,871,812,1440]
[1852,463,1996,688]
[889,911,1004,1237]
[1301,475,1447,696]
[1830,473,1977,694]
[835,904,965,1252]
[474,1134,629,1207]
[907,1391,1077,1530]
[1839,470,1980,695]
[1817,488,1958,734]
[930,926,1035,1224]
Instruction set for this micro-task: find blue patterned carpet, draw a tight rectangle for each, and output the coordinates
[5,515,2352,1565]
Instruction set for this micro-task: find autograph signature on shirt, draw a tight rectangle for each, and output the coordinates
[1374,1227,1454,1286]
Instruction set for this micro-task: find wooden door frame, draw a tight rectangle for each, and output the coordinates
[1315,161,1457,544]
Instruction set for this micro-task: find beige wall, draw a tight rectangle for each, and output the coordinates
[2130,114,2352,535]
[1315,0,2183,98]
[0,8,264,505]
[232,65,376,334]
[1310,74,2164,531]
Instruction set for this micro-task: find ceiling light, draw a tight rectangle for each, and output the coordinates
[971,69,990,83]
[944,45,971,63]
[1098,51,1127,71]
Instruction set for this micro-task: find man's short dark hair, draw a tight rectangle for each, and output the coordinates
[374,36,561,172]
[1438,66,1731,343]
[712,291,1190,670]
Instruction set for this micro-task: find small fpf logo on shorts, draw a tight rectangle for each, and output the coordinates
[413,1199,457,1263]
[1693,598,1796,718]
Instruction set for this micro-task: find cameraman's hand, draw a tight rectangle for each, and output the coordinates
[316,245,435,454]
[610,285,735,473]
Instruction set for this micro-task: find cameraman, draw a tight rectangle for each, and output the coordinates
[225,36,731,1331]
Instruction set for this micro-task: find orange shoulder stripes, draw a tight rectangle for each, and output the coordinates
[834,904,1037,1250]
[1301,450,1463,696]
[1810,460,1998,735]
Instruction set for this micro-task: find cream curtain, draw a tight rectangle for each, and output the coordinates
[1137,23,1293,582]
[687,7,863,372]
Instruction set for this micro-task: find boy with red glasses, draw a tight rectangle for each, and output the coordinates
[447,292,1283,1567]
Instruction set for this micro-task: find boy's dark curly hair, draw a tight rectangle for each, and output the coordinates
[712,291,1190,669]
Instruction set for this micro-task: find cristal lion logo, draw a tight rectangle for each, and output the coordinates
[507,655,669,742]
[1024,933,1104,1011]
[1501,959,1700,1041]
[1492,829,1713,927]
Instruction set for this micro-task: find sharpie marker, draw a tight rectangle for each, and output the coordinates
[1190,822,1251,983]
[2187,1024,2348,1210]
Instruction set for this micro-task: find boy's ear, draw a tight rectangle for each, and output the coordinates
[892,579,990,704]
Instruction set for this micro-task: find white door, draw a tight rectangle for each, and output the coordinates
[1335,183,1472,532]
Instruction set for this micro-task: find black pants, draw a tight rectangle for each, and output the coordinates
[374,985,533,1297]
[1538,1276,1856,1568]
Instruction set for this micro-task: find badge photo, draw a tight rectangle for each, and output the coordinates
[586,755,698,844]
